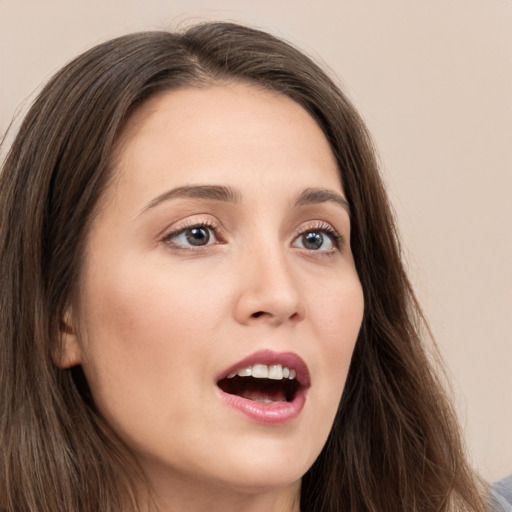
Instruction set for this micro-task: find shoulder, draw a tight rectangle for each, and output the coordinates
[490,474,512,511]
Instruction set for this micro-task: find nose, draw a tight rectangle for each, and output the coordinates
[232,245,306,327]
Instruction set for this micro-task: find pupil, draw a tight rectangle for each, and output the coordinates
[186,227,210,246]
[303,231,323,250]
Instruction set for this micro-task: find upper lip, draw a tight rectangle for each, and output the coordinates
[216,349,311,387]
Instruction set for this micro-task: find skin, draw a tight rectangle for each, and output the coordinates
[60,83,365,512]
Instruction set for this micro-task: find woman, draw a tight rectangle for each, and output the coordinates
[0,22,488,511]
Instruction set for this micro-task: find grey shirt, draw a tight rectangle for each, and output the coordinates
[491,475,512,511]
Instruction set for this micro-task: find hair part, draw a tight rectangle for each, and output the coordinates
[0,22,486,511]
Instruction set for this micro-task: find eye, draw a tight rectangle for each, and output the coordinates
[163,223,219,248]
[292,224,342,252]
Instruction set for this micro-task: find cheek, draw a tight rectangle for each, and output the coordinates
[308,271,364,346]
[289,270,363,465]
[306,272,364,394]
[76,256,225,409]
[82,253,223,345]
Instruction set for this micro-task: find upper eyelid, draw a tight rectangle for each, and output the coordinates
[159,216,345,247]
[160,216,223,242]
[292,220,342,238]
[292,220,345,250]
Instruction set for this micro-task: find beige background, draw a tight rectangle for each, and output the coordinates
[1,0,510,481]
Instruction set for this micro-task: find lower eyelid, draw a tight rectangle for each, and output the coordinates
[291,230,343,254]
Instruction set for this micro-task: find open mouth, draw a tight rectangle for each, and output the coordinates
[217,364,301,403]
[216,351,310,424]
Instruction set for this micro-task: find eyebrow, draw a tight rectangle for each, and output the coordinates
[294,188,350,214]
[139,184,349,216]
[139,185,242,215]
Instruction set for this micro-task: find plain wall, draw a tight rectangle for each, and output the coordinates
[1,0,511,481]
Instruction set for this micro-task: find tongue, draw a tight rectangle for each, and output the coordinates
[238,387,287,403]
[218,375,293,403]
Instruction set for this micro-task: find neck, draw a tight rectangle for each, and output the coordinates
[141,472,302,512]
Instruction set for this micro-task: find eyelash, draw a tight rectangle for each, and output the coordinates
[161,219,343,253]
[161,218,223,250]
[292,221,343,253]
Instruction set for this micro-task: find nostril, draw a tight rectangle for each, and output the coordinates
[252,311,265,318]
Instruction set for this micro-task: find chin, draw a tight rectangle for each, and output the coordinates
[204,439,317,494]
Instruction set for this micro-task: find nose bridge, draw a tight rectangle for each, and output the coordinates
[233,228,305,325]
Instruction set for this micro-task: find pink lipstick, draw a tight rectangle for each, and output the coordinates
[215,350,310,425]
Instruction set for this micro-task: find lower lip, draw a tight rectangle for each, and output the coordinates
[217,387,307,425]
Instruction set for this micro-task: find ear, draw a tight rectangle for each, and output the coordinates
[54,306,83,368]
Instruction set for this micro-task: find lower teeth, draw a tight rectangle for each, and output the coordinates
[253,398,275,403]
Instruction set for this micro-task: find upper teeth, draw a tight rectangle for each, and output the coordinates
[227,364,297,381]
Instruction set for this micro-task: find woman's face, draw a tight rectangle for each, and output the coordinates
[63,83,364,499]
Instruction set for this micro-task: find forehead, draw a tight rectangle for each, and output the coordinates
[107,83,342,209]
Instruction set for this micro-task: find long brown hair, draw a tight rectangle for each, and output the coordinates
[0,22,486,511]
